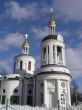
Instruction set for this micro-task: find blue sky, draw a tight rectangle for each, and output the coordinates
[0,0,82,92]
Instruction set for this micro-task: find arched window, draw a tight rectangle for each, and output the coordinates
[14,62,16,70]
[43,47,46,60]
[28,61,31,70]
[20,61,23,70]
[57,46,62,64]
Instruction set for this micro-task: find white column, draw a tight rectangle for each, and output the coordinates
[62,47,65,66]
[44,80,47,107]
[57,80,60,105]
[55,45,57,64]
[49,45,53,64]
[67,81,71,106]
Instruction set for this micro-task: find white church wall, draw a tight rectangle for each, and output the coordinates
[35,73,71,107]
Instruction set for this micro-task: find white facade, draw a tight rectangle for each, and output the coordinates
[0,11,71,108]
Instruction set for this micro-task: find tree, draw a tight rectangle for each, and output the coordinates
[70,79,79,105]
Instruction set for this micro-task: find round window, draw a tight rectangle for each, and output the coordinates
[14,89,18,93]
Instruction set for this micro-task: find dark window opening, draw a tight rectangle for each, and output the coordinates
[41,83,43,87]
[57,46,62,62]
[3,89,5,93]
[14,89,18,93]
[27,96,32,106]
[1,95,6,104]
[14,62,16,70]
[28,90,32,94]
[43,47,46,60]
[10,96,19,105]
[41,93,43,105]
[53,45,55,59]
[20,61,23,70]
[28,61,31,70]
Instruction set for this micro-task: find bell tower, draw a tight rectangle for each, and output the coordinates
[35,9,71,108]
[41,9,65,66]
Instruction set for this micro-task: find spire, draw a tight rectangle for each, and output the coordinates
[49,8,56,35]
[22,34,29,54]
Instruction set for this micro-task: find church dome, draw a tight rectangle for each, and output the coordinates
[42,34,64,42]
[22,36,29,48]
[42,34,58,42]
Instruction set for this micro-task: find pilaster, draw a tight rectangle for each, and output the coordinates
[44,80,47,107]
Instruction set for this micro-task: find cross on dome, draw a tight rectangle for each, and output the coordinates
[49,8,56,35]
[50,8,53,13]
[25,34,28,39]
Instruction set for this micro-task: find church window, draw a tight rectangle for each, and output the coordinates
[57,46,62,63]
[14,62,16,70]
[1,95,6,104]
[27,96,32,105]
[10,96,19,104]
[3,89,5,93]
[27,84,33,105]
[43,47,46,60]
[28,61,31,70]
[14,89,18,93]
[41,83,43,87]
[28,90,32,94]
[26,48,27,53]
[40,93,43,105]
[20,61,23,70]
[48,46,49,63]
[53,45,55,59]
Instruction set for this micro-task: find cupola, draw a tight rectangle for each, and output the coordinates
[22,34,29,54]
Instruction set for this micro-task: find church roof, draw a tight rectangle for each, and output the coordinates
[42,34,58,42]
[35,71,72,77]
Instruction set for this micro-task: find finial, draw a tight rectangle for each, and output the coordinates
[50,8,54,20]
[22,34,29,54]
[50,8,53,13]
[49,8,56,35]
[25,34,28,39]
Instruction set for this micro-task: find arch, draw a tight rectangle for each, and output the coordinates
[20,61,23,70]
[14,61,16,70]
[57,46,62,63]
[43,47,46,60]
[28,61,31,70]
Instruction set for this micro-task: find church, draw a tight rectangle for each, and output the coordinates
[0,10,71,108]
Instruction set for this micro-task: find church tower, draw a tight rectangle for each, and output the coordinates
[35,9,71,108]
[13,34,35,75]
